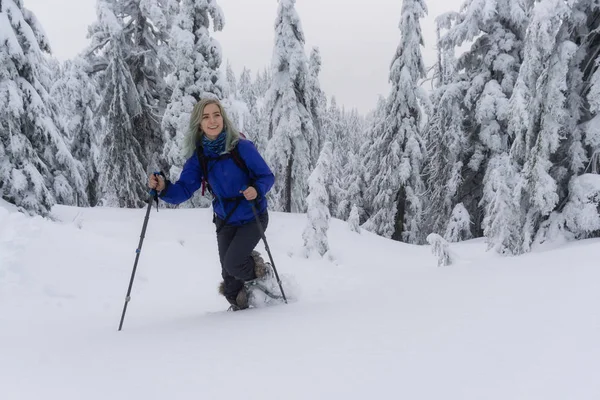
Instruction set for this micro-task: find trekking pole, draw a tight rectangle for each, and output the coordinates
[250,201,288,303]
[118,174,161,331]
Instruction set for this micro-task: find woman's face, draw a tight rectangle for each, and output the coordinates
[201,103,224,139]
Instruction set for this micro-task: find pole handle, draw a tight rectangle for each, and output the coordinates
[149,171,164,211]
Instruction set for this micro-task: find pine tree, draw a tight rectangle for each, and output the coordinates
[51,58,102,206]
[86,0,171,206]
[581,4,600,173]
[523,1,600,247]
[226,61,237,98]
[334,108,366,221]
[360,96,387,222]
[423,27,467,236]
[444,203,473,242]
[436,0,533,240]
[306,47,327,164]
[161,0,225,195]
[348,204,361,233]
[264,0,315,213]
[97,36,147,207]
[122,0,171,173]
[238,67,267,152]
[363,0,428,244]
[86,1,145,207]
[303,142,333,258]
[323,97,345,216]
[0,0,85,215]
[536,173,600,243]
[508,0,580,252]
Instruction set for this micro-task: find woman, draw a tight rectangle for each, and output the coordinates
[148,98,275,311]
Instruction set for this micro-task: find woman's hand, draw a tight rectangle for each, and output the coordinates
[240,186,258,201]
[148,173,165,192]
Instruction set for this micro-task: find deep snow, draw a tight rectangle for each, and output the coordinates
[1,199,599,399]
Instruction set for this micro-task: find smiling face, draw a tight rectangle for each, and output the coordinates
[200,103,224,139]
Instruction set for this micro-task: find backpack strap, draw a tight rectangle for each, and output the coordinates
[196,147,212,196]
[195,134,253,197]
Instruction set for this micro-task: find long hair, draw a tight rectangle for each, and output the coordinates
[182,98,241,159]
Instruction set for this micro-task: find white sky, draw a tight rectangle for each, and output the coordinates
[24,0,464,114]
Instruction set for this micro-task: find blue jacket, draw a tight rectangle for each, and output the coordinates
[159,139,275,225]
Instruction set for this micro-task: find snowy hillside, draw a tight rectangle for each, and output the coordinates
[1,201,599,399]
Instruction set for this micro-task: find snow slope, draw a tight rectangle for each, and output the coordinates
[1,200,599,399]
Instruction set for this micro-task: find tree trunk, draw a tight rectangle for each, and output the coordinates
[392,186,406,241]
[285,155,293,212]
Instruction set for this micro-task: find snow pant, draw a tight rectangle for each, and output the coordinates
[215,212,269,300]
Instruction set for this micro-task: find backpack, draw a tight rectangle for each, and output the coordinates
[195,133,252,197]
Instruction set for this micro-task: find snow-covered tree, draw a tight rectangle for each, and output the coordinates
[225,61,237,98]
[582,5,600,173]
[362,0,428,244]
[536,173,600,244]
[86,0,172,206]
[360,96,387,222]
[238,67,267,152]
[323,97,345,216]
[97,36,147,207]
[423,38,467,236]
[265,0,315,213]
[480,153,522,254]
[306,47,327,163]
[51,58,102,206]
[162,0,225,189]
[444,203,472,242]
[0,0,85,215]
[333,108,366,222]
[508,0,580,252]
[436,0,533,240]
[124,0,171,172]
[303,142,333,257]
[88,0,171,170]
[427,233,453,266]
[348,204,361,233]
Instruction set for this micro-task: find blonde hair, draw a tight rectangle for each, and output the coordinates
[182,98,241,159]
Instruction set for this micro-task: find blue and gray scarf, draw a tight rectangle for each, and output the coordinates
[202,130,227,156]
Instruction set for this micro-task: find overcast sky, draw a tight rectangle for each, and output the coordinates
[24,0,464,114]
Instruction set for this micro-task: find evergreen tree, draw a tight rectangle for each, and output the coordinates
[323,97,344,216]
[360,96,387,223]
[161,0,225,195]
[0,0,85,215]
[97,36,147,207]
[507,0,579,252]
[363,0,428,244]
[226,61,237,98]
[306,47,327,163]
[334,108,366,221]
[348,204,361,233]
[51,58,102,206]
[536,173,600,243]
[265,0,315,213]
[86,0,171,206]
[436,0,533,239]
[303,142,333,258]
[444,203,473,242]
[238,67,266,152]
[423,29,467,236]
[581,4,600,174]
[123,0,171,173]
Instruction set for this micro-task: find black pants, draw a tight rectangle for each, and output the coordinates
[215,212,269,300]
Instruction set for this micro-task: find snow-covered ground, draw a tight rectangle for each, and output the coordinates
[1,199,599,399]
